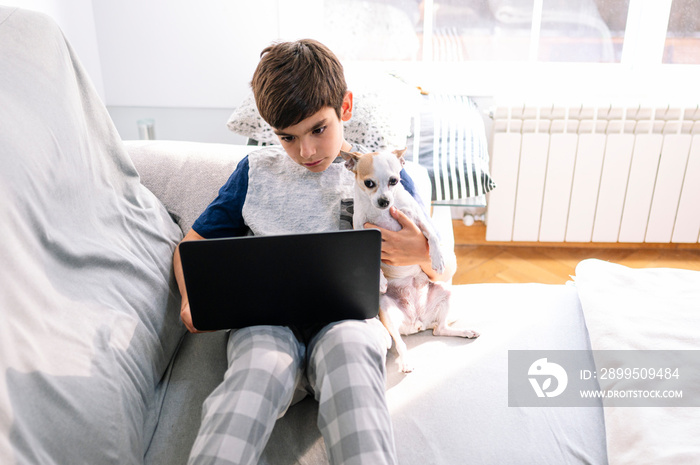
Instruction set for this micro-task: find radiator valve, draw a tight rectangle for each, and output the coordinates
[463,213,485,226]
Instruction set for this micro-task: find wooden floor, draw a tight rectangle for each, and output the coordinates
[452,222,700,285]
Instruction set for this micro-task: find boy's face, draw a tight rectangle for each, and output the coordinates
[273,92,353,173]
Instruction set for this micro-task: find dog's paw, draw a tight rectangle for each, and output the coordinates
[426,236,446,274]
[397,356,414,373]
[430,253,445,274]
[433,325,480,339]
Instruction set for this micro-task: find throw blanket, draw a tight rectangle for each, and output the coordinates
[0,7,183,464]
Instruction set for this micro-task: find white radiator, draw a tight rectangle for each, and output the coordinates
[486,105,700,243]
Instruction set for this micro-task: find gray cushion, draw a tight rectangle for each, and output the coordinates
[125,140,252,234]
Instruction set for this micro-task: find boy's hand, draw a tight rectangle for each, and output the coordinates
[364,207,429,267]
[180,301,197,333]
[364,207,455,282]
[174,229,213,334]
[180,301,212,334]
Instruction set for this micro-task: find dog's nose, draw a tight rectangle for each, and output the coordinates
[377,197,390,209]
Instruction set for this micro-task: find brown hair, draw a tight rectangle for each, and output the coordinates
[251,39,347,130]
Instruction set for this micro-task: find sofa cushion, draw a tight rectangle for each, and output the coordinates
[0,7,184,464]
[125,140,254,234]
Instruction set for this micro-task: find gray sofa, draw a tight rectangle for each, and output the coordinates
[6,6,699,465]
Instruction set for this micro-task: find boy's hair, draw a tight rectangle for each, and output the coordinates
[251,39,347,130]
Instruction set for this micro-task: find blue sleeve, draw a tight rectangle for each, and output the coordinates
[400,168,429,214]
[191,156,250,239]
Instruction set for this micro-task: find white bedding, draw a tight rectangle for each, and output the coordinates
[574,259,700,465]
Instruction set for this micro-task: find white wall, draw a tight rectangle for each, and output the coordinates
[92,0,279,109]
[7,0,298,142]
[107,106,247,144]
[89,0,374,142]
[91,0,286,141]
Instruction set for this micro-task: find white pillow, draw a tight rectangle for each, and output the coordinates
[226,71,418,151]
[574,259,700,465]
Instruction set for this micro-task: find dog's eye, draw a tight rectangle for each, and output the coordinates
[388,177,399,186]
[364,180,376,189]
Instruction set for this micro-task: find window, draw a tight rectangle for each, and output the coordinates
[664,0,700,64]
[426,0,630,63]
[294,0,700,100]
[319,0,696,65]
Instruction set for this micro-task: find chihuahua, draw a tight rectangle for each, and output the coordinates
[341,149,479,373]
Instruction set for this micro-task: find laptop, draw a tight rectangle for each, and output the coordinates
[178,229,382,331]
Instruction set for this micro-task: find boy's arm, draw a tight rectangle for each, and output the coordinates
[366,207,457,283]
[173,228,208,333]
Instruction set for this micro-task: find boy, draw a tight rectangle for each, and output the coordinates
[173,39,456,465]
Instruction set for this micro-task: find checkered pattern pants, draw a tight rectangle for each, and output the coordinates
[188,320,397,465]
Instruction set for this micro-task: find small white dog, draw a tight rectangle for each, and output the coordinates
[341,149,479,373]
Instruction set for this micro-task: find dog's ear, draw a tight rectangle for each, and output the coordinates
[393,148,407,167]
[340,151,362,172]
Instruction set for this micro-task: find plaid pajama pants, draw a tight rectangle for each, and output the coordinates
[188,320,397,465]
